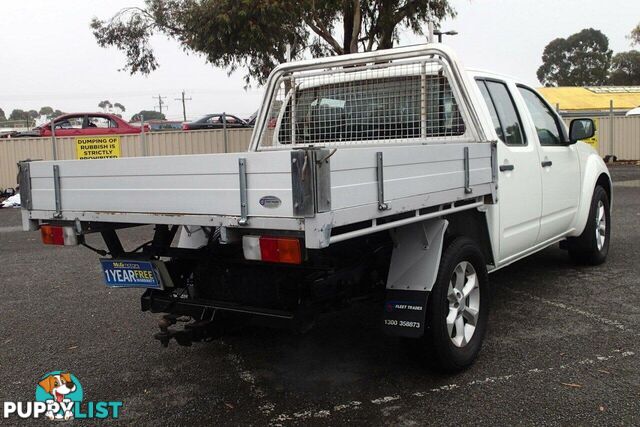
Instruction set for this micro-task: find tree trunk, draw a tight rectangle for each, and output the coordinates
[342,0,361,54]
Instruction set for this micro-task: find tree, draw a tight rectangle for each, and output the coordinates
[91,0,455,85]
[537,28,612,87]
[28,110,39,119]
[51,109,65,119]
[0,108,5,121]
[130,110,165,122]
[114,102,126,113]
[98,100,113,112]
[39,106,54,117]
[9,109,29,121]
[609,50,640,85]
[631,23,640,46]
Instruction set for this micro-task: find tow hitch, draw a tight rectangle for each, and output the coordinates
[154,314,223,347]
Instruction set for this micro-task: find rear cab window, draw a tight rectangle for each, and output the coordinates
[277,75,466,145]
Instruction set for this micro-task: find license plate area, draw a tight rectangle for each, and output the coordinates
[101,259,165,289]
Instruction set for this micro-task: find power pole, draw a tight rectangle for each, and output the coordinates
[174,90,192,121]
[153,94,167,116]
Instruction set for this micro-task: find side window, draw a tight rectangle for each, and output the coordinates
[55,116,83,129]
[86,116,117,128]
[476,80,505,142]
[517,86,563,145]
[482,80,526,146]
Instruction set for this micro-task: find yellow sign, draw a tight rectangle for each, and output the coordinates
[583,118,599,150]
[76,136,121,160]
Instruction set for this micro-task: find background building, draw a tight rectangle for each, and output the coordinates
[539,86,640,117]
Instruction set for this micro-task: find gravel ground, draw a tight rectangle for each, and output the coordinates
[0,165,638,425]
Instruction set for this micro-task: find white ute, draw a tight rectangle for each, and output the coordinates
[19,44,611,371]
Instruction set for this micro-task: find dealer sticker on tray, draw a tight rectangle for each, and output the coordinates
[100,259,163,289]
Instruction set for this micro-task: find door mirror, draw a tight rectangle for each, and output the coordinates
[569,118,595,143]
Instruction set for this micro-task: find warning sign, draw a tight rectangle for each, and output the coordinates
[76,136,121,160]
[583,118,599,150]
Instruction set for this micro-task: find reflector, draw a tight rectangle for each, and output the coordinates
[40,225,78,246]
[41,226,64,245]
[259,237,302,264]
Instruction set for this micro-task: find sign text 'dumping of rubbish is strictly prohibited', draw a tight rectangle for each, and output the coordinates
[75,136,121,160]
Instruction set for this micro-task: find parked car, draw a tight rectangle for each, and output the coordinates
[182,114,250,131]
[0,131,20,139]
[246,111,277,128]
[35,113,147,137]
[626,106,640,116]
[146,120,184,132]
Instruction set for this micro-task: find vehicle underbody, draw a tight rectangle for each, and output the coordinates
[96,224,393,347]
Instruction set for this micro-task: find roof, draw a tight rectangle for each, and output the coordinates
[538,86,640,111]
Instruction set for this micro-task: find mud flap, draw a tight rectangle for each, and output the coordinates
[382,219,448,338]
[382,290,429,338]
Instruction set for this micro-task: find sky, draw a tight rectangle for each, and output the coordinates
[0,0,638,122]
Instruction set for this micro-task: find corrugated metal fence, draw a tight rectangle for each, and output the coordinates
[0,128,253,189]
[1,117,638,189]
[562,115,640,160]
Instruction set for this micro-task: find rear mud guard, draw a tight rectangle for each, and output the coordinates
[382,219,448,338]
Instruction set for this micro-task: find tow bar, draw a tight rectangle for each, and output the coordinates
[154,314,223,347]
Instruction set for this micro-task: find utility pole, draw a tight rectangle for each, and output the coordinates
[174,90,192,121]
[153,94,167,115]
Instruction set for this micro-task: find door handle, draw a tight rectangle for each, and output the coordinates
[499,164,515,172]
[541,160,553,167]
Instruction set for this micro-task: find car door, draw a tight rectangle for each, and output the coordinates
[476,79,543,262]
[205,116,220,129]
[516,86,581,243]
[226,115,248,128]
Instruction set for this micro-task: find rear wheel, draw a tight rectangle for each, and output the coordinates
[422,237,490,372]
[567,185,610,265]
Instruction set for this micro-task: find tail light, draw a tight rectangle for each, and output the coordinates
[41,225,78,246]
[242,236,302,264]
[182,124,190,130]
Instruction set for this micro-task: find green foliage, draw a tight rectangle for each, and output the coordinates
[51,109,65,119]
[130,110,165,121]
[91,0,454,85]
[98,100,113,111]
[0,107,5,121]
[609,50,640,85]
[98,100,125,114]
[631,23,640,46]
[9,109,29,121]
[39,106,54,117]
[537,28,612,87]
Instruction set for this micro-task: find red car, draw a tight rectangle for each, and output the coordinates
[36,113,147,137]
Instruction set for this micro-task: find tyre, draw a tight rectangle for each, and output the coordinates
[567,185,610,266]
[422,237,490,372]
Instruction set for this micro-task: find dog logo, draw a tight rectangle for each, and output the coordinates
[35,371,83,421]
